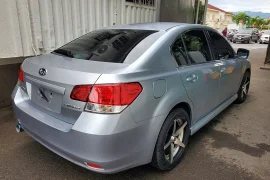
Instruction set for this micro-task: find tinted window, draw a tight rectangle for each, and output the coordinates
[208,31,235,60]
[182,30,212,64]
[53,29,157,63]
[171,37,188,66]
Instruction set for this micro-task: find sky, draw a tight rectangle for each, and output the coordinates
[208,0,270,13]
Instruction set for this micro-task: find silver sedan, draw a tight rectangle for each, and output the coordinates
[12,22,251,173]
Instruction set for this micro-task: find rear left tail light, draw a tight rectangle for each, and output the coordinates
[70,85,92,102]
[18,66,24,82]
[70,82,142,113]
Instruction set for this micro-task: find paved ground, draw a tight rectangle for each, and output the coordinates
[230,41,268,50]
[0,44,270,180]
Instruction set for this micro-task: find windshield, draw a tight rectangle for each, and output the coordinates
[264,30,270,35]
[53,29,157,63]
[238,29,252,34]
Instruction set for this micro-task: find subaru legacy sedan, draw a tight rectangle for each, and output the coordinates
[12,23,251,173]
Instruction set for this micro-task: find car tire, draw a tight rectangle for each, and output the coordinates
[151,108,190,171]
[255,40,258,43]
[235,71,251,104]
[233,41,236,43]
[260,41,262,44]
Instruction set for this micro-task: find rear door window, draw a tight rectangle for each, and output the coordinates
[53,29,157,63]
[182,30,212,64]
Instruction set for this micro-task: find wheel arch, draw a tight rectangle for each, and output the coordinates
[169,102,192,124]
[246,68,251,74]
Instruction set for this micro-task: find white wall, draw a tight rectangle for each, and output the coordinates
[0,0,160,59]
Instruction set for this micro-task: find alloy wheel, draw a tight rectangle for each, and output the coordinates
[164,118,187,164]
[241,76,250,99]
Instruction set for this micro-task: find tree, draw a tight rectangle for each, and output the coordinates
[262,19,270,29]
[247,16,268,29]
[193,0,205,24]
[248,17,256,27]
[248,16,261,28]
[233,12,250,25]
[257,17,265,29]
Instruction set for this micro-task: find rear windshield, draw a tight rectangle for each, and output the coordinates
[53,29,157,63]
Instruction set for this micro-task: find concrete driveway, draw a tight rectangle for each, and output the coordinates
[0,44,269,180]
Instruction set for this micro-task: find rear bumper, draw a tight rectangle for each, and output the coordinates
[259,39,269,43]
[12,85,164,173]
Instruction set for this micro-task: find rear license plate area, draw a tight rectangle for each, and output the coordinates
[31,84,63,114]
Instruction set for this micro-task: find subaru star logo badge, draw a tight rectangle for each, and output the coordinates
[39,68,47,76]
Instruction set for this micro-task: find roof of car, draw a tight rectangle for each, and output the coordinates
[105,22,189,31]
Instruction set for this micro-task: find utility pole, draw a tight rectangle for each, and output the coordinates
[195,0,200,24]
[261,41,270,70]
[265,41,270,65]
[202,0,208,25]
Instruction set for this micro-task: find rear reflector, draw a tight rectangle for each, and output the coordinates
[70,82,142,113]
[18,66,24,82]
[70,85,92,102]
[86,163,103,169]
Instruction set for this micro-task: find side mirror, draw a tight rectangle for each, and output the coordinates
[237,48,249,59]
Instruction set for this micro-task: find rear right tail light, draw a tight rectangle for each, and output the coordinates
[18,66,24,82]
[70,82,142,113]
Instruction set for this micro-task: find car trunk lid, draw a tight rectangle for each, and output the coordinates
[21,53,128,124]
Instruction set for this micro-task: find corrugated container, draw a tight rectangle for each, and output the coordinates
[0,0,160,58]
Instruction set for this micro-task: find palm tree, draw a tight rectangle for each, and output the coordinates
[248,17,256,27]
[233,12,250,25]
[262,19,270,29]
[253,16,264,29]
[267,19,270,29]
[247,17,269,29]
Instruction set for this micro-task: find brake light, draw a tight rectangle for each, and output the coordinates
[70,85,92,102]
[18,66,24,82]
[70,82,142,113]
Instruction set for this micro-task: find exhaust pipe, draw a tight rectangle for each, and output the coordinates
[16,123,24,133]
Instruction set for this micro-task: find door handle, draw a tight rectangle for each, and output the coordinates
[186,74,198,83]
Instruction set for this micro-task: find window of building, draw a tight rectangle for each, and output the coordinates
[208,31,235,60]
[171,36,189,66]
[126,0,155,7]
[182,30,212,64]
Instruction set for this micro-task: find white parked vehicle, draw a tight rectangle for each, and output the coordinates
[259,30,270,44]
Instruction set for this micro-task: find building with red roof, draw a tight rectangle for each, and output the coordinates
[206,4,234,29]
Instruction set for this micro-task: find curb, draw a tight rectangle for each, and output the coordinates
[260,66,270,70]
